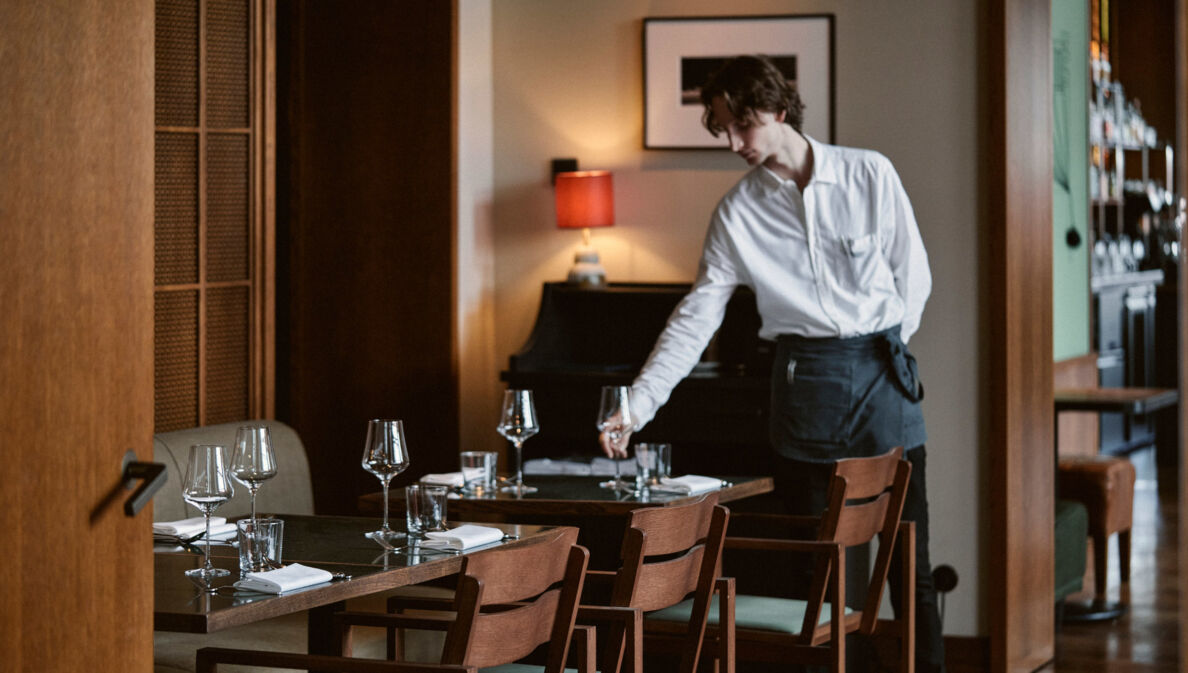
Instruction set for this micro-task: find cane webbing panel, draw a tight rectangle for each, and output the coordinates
[154,0,267,433]
[154,132,199,285]
[205,286,250,424]
[207,133,249,282]
[207,0,250,128]
[155,0,199,127]
[155,290,200,432]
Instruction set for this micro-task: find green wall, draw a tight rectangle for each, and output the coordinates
[1053,0,1091,360]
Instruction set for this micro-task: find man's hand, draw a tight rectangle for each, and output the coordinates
[597,413,632,459]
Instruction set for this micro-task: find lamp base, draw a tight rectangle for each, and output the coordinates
[567,248,606,288]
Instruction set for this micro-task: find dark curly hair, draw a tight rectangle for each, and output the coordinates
[699,54,805,136]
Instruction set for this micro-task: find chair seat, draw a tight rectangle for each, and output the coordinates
[1057,455,1136,535]
[646,595,853,635]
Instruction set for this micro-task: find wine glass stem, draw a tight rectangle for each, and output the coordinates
[203,512,214,572]
[381,481,391,532]
[248,486,260,564]
[513,441,524,487]
[614,457,621,486]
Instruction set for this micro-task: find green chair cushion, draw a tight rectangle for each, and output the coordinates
[1054,498,1090,601]
[645,595,853,635]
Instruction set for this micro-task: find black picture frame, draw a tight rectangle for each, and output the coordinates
[643,15,835,149]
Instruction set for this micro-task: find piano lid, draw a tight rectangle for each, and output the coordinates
[506,282,771,376]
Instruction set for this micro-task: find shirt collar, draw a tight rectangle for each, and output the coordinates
[753,134,840,196]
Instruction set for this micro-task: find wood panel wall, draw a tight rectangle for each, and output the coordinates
[988,1,1056,671]
[277,1,459,515]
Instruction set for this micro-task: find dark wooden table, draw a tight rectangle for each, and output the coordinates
[357,474,774,518]
[357,474,773,569]
[1054,386,1178,416]
[154,514,558,655]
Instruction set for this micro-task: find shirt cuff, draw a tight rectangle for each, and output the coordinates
[629,385,660,431]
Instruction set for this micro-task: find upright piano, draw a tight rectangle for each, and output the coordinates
[501,282,776,479]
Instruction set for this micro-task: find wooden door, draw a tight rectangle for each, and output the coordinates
[0,2,155,670]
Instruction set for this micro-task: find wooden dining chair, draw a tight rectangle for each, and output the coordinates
[644,447,915,673]
[195,526,594,673]
[577,492,731,673]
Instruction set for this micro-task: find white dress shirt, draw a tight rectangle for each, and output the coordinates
[630,135,931,429]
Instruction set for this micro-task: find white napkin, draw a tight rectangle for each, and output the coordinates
[233,563,333,594]
[653,475,722,495]
[153,516,228,538]
[420,472,466,487]
[524,458,593,475]
[421,524,504,551]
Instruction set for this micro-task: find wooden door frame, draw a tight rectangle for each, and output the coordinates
[989,2,1056,671]
[992,1,1188,671]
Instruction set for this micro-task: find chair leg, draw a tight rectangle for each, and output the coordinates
[195,648,215,673]
[1092,530,1108,601]
[1118,528,1131,584]
[717,578,735,673]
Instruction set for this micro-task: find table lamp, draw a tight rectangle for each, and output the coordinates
[554,170,614,288]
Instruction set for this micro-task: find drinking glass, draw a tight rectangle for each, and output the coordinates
[230,424,277,527]
[181,444,235,587]
[362,419,411,541]
[597,385,632,491]
[497,389,539,495]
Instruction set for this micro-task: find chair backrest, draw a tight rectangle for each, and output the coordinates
[610,492,728,612]
[802,446,911,637]
[610,493,729,673]
[441,526,589,672]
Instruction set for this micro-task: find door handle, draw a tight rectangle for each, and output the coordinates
[121,449,167,517]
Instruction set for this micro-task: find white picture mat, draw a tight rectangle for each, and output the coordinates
[644,16,833,149]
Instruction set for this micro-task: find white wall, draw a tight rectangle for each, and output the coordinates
[456,0,501,456]
[484,0,985,635]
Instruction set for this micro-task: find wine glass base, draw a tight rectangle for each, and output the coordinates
[499,483,538,495]
[186,567,231,579]
[185,567,230,592]
[599,479,631,492]
[366,530,406,542]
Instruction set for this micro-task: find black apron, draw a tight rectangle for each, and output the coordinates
[769,325,926,462]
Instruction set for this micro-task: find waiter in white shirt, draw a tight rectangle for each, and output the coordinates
[598,55,944,673]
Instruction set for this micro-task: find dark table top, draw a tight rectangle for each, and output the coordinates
[356,474,775,518]
[1054,386,1179,415]
[154,514,557,634]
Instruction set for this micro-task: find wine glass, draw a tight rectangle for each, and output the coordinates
[362,419,411,542]
[597,385,632,492]
[497,389,539,495]
[181,444,235,588]
[230,424,277,527]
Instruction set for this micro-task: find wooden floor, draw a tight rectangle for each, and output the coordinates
[1042,447,1181,672]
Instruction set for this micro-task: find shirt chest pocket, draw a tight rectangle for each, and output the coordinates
[842,233,886,287]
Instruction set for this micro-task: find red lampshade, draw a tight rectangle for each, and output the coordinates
[554,171,614,229]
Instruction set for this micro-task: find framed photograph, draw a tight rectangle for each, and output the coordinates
[643,15,835,149]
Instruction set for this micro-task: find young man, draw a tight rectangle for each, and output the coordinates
[599,55,943,672]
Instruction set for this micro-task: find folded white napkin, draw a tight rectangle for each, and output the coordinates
[654,475,722,495]
[524,458,593,475]
[153,516,228,538]
[233,563,333,594]
[421,524,504,551]
[420,472,466,487]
